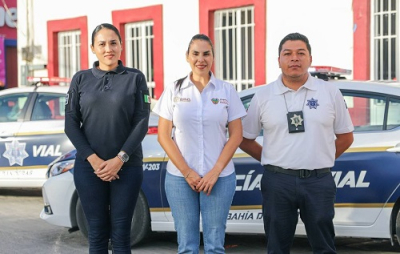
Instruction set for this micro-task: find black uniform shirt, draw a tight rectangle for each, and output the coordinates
[65,60,150,166]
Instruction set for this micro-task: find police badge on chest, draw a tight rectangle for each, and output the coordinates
[286,111,305,133]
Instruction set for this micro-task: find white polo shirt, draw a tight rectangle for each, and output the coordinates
[153,73,247,177]
[242,74,354,169]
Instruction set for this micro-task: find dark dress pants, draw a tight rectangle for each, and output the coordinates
[74,158,143,254]
[261,168,337,254]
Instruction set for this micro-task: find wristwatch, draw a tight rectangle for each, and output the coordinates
[117,151,129,163]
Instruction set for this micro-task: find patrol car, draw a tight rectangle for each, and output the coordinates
[0,84,74,188]
[40,68,400,246]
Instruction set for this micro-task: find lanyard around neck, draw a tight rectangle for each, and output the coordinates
[283,89,308,113]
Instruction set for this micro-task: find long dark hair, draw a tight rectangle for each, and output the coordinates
[175,76,187,91]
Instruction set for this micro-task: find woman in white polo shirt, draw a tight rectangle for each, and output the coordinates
[153,34,246,254]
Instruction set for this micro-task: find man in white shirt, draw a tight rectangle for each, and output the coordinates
[240,32,354,254]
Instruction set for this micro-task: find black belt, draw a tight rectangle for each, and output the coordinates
[264,164,331,179]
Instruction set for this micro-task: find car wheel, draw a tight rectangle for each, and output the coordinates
[75,192,151,247]
[76,197,89,239]
[396,209,400,244]
[130,191,151,246]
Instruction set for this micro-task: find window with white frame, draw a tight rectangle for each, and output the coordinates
[125,22,155,97]
[372,0,397,80]
[58,31,81,85]
[214,6,255,91]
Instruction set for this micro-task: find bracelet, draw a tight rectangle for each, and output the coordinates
[185,172,190,178]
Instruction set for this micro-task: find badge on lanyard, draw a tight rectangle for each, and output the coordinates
[283,89,307,134]
[286,111,305,133]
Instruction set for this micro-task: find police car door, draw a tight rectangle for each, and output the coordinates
[332,90,400,237]
[0,92,32,186]
[11,91,74,187]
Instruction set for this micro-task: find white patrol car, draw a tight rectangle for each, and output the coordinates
[40,67,400,247]
[0,84,74,188]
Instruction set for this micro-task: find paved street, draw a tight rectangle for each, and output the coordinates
[0,188,400,254]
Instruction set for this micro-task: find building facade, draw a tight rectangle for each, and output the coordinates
[15,0,396,98]
[0,0,17,89]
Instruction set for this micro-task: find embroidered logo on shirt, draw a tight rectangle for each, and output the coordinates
[211,98,219,104]
[306,98,319,109]
[173,97,191,102]
[220,99,228,104]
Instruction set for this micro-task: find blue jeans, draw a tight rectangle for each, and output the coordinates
[261,168,336,254]
[74,158,143,254]
[165,171,236,254]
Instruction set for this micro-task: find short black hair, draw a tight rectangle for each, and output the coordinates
[278,32,311,56]
[91,23,122,46]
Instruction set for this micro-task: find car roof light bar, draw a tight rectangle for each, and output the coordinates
[309,66,352,81]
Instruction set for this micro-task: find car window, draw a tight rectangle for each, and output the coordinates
[241,96,253,111]
[31,93,66,121]
[343,93,386,131]
[0,93,30,122]
[342,91,400,132]
[240,88,400,134]
[240,94,263,136]
[387,97,400,130]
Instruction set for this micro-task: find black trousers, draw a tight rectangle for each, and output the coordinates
[74,158,143,254]
[261,166,337,254]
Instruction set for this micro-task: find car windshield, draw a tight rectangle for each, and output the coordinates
[0,93,30,122]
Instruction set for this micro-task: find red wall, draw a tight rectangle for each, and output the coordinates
[352,0,370,80]
[351,0,371,126]
[5,46,17,88]
[112,5,164,99]
[199,0,266,86]
[47,16,89,84]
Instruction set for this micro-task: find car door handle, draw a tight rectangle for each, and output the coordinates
[0,132,14,138]
[387,143,400,153]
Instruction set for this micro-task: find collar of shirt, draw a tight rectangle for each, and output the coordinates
[179,71,218,90]
[274,73,318,95]
[91,60,126,78]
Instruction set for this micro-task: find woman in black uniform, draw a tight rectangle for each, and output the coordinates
[65,23,150,254]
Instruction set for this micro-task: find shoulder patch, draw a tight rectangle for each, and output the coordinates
[144,94,151,104]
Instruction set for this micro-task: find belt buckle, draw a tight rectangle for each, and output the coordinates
[299,169,311,179]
